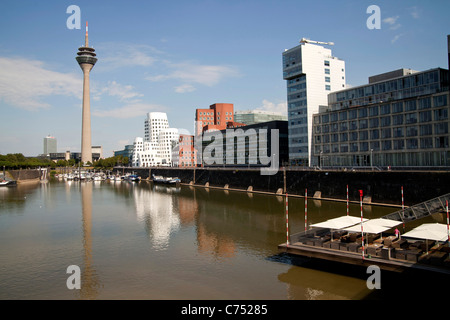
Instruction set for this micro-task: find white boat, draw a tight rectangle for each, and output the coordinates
[152,175,180,185]
[0,179,16,187]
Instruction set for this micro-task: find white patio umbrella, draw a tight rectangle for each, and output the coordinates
[310,215,367,229]
[368,218,402,228]
[402,223,449,253]
[310,215,368,241]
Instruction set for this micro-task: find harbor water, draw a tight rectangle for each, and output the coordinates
[0,179,447,300]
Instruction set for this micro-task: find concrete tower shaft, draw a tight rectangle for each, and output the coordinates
[76,22,97,164]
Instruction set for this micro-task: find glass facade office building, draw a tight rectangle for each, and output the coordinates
[312,68,450,167]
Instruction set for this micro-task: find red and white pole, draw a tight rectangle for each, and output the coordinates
[446,200,449,246]
[305,189,308,231]
[286,193,289,246]
[360,189,364,260]
[401,186,405,232]
[346,184,349,216]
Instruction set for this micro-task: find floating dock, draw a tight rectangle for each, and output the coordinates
[279,193,450,275]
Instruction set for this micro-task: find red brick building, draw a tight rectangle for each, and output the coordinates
[195,103,245,135]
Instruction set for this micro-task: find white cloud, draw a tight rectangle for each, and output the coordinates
[391,34,404,44]
[255,99,287,115]
[92,102,165,119]
[383,16,399,25]
[96,43,160,71]
[146,61,240,90]
[175,84,196,93]
[95,81,143,101]
[0,56,81,110]
[409,6,420,19]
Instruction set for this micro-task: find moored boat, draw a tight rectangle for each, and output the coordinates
[152,174,180,185]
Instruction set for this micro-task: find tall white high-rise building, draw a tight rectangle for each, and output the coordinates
[132,112,179,167]
[283,38,346,166]
[43,135,57,155]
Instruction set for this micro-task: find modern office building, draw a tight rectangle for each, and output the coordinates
[132,112,179,167]
[43,135,57,155]
[283,38,346,166]
[114,145,134,163]
[76,22,97,164]
[234,110,287,125]
[312,67,450,167]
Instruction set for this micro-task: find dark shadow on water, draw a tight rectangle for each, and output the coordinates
[267,252,450,300]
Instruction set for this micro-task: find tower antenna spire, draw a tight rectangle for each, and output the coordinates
[85,21,89,47]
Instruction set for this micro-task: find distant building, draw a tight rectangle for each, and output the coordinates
[234,110,287,125]
[132,112,179,167]
[283,39,346,166]
[91,146,103,159]
[48,146,102,163]
[195,103,245,135]
[171,134,198,167]
[114,145,134,163]
[43,135,57,155]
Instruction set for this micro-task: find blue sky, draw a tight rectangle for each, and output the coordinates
[0,0,449,157]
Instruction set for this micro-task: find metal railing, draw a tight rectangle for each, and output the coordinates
[382,193,450,222]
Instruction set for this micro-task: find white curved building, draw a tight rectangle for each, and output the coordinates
[132,112,179,167]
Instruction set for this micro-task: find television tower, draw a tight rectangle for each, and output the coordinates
[76,22,97,164]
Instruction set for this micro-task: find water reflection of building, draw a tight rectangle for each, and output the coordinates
[196,224,236,259]
[133,185,181,250]
[78,182,101,299]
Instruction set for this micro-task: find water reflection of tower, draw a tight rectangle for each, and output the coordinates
[76,22,97,164]
[79,182,101,299]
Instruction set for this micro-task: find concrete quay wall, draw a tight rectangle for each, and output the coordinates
[117,167,450,206]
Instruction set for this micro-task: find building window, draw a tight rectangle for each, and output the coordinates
[406,126,418,137]
[433,94,448,107]
[360,142,369,152]
[419,111,432,123]
[434,108,448,121]
[325,68,330,74]
[418,97,432,110]
[382,140,392,151]
[393,127,404,138]
[405,100,417,111]
[392,102,403,113]
[370,141,380,151]
[370,129,379,140]
[406,139,419,150]
[420,124,433,136]
[393,140,405,150]
[420,137,433,149]
[324,60,330,66]
[369,106,379,117]
[325,77,331,83]
[435,122,449,134]
[380,116,391,127]
[325,85,331,91]
[405,113,418,124]
[380,104,391,115]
